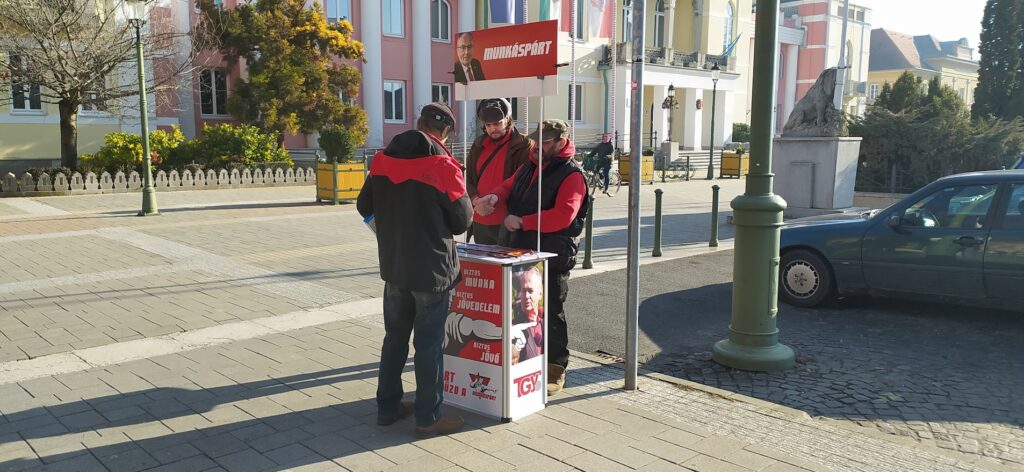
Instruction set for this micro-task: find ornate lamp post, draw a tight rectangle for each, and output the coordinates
[705,64,721,180]
[660,84,679,182]
[124,0,158,216]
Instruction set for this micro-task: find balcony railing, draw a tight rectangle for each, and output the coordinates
[615,43,730,71]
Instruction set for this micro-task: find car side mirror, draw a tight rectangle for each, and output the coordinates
[887,214,902,228]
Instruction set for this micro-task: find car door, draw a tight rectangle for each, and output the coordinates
[861,183,997,298]
[984,182,1024,299]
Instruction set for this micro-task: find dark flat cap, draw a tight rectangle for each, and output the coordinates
[421,102,456,127]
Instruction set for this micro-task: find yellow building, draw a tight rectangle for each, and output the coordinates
[479,0,754,152]
[868,28,979,107]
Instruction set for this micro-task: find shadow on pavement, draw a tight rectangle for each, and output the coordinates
[568,249,1024,465]
[0,357,617,470]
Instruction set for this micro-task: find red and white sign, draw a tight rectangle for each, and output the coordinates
[453,21,558,84]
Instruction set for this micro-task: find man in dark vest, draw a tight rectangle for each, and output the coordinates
[475,119,587,395]
[357,102,473,438]
[466,98,533,244]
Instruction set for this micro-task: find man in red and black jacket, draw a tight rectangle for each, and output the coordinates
[357,102,473,438]
[465,98,533,244]
[475,119,588,396]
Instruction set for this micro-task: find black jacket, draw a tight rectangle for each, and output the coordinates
[454,59,486,84]
[357,130,473,292]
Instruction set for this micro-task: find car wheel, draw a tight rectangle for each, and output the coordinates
[779,249,834,307]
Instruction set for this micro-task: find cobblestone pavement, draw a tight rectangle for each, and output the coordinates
[569,250,1024,469]
[6,182,1009,470]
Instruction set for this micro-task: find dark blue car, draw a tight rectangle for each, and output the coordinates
[779,170,1024,307]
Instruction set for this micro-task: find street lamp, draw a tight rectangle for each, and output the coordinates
[660,84,679,182]
[706,63,721,180]
[124,0,158,216]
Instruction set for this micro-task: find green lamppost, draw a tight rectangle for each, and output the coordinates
[705,64,720,180]
[125,0,158,216]
[660,84,678,183]
[711,0,795,371]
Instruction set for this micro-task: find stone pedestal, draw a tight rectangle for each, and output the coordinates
[658,141,678,168]
[772,137,861,217]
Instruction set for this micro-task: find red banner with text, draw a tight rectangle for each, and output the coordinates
[454,20,559,84]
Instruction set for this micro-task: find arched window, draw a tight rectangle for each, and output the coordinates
[431,0,450,42]
[723,2,735,55]
[654,0,665,48]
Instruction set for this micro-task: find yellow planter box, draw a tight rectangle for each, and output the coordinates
[618,154,655,185]
[720,152,749,178]
[316,162,366,203]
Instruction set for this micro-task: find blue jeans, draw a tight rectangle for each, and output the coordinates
[377,283,453,427]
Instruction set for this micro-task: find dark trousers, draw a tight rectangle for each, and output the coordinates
[548,271,571,368]
[600,165,611,191]
[377,283,452,427]
[472,222,501,245]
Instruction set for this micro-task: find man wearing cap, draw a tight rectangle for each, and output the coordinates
[475,119,588,395]
[466,98,534,244]
[357,102,472,438]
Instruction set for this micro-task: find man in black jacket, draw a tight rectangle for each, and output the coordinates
[357,102,473,438]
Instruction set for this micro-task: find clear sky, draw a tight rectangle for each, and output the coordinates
[853,0,987,53]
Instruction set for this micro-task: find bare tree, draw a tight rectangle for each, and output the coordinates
[0,0,218,170]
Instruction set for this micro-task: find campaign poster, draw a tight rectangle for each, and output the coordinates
[443,260,505,416]
[508,261,547,418]
[453,21,559,84]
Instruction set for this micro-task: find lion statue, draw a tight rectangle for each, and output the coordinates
[781,67,848,138]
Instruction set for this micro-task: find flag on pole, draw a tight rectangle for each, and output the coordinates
[540,0,573,33]
[588,0,614,39]
[723,32,743,57]
[489,0,514,24]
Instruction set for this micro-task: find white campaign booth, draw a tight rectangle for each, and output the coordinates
[443,23,562,421]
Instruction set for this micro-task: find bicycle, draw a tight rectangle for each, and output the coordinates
[579,153,621,197]
[584,165,621,197]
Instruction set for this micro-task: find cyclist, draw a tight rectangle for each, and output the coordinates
[586,133,614,195]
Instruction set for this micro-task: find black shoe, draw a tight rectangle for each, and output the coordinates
[377,400,414,426]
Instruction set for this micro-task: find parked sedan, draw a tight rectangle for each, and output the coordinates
[779,170,1024,307]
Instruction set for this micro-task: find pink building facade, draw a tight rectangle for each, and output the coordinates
[178,0,471,149]
[773,0,872,132]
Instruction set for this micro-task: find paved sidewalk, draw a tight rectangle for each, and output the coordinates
[3,182,1005,471]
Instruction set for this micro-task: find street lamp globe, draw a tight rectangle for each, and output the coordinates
[122,0,148,26]
[711,63,721,85]
[667,84,675,99]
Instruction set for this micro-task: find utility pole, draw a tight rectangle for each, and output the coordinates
[711,0,795,371]
[625,0,647,391]
[834,0,851,110]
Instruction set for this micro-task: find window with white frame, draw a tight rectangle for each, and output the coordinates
[8,54,42,112]
[568,84,583,122]
[572,0,584,40]
[384,80,406,123]
[195,0,222,13]
[621,0,633,42]
[383,0,404,37]
[869,84,880,100]
[325,0,351,23]
[431,0,450,42]
[200,69,228,116]
[432,83,450,105]
[508,97,518,122]
[80,90,108,114]
[723,2,735,55]
[654,0,665,48]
